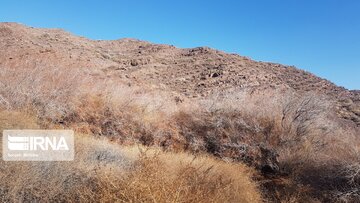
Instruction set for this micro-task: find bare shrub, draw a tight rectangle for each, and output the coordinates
[0,65,84,121]
[194,88,360,202]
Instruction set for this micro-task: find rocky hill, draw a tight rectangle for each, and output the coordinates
[0,22,358,126]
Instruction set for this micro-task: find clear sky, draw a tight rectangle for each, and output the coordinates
[1,0,359,89]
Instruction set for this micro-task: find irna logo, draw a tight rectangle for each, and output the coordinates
[3,130,74,161]
[7,135,69,151]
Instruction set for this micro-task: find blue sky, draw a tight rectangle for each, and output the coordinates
[1,0,359,89]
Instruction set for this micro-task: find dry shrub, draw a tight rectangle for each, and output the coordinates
[0,65,84,121]
[191,88,360,202]
[0,134,261,202]
[57,90,179,146]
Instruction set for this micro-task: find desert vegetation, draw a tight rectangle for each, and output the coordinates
[0,64,359,202]
[0,111,261,203]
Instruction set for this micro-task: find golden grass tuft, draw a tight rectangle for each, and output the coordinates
[0,110,39,132]
[0,135,262,203]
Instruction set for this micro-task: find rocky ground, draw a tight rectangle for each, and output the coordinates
[0,22,359,127]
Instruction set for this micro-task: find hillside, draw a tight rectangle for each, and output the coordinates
[0,22,358,126]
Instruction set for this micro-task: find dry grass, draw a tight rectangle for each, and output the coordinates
[207,89,360,202]
[0,65,359,202]
[0,111,261,203]
[117,148,261,203]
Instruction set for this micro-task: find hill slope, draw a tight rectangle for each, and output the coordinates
[0,22,358,126]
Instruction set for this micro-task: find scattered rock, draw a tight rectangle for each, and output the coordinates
[130,59,138,66]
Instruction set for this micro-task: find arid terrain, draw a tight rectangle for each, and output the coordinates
[0,22,359,202]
